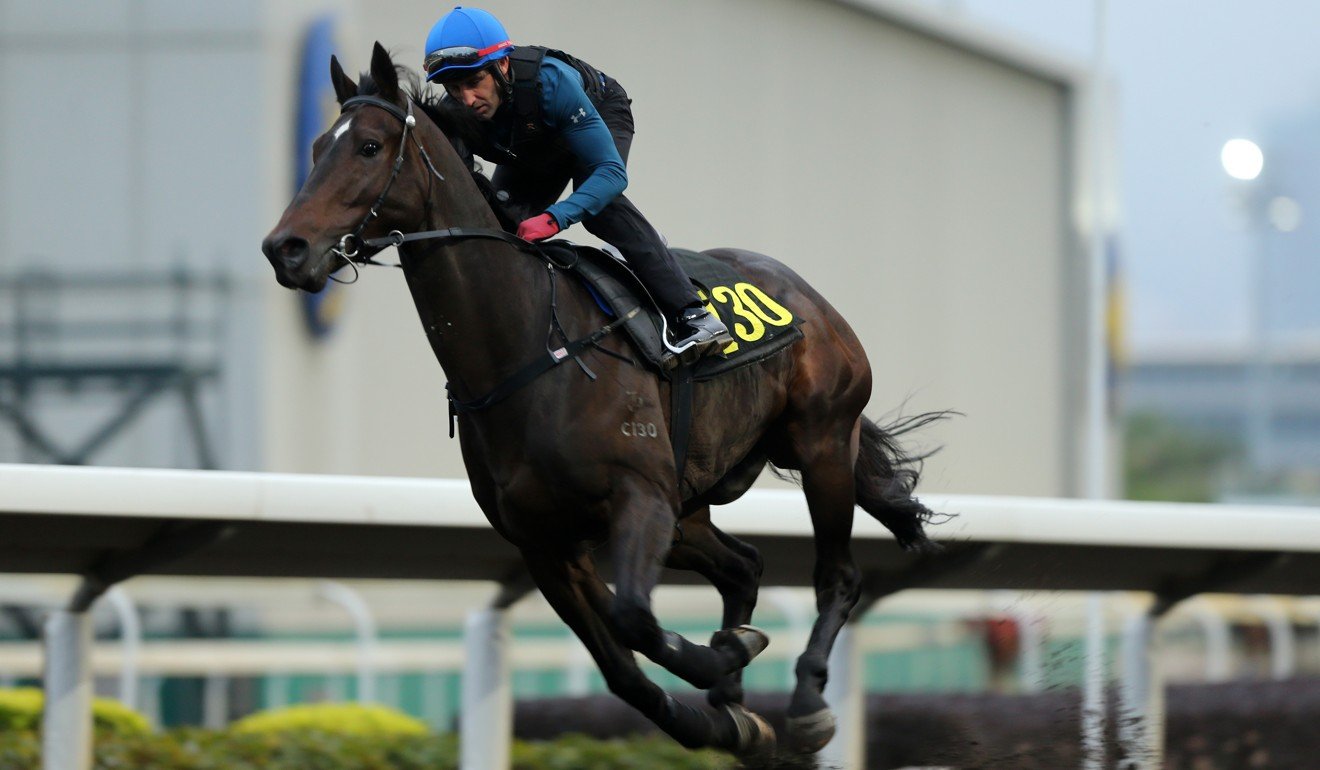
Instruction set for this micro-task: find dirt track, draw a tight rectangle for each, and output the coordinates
[512,678,1320,768]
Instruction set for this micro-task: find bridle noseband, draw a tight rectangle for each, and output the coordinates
[328,95,446,280]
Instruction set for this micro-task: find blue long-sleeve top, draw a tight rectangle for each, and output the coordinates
[493,56,628,228]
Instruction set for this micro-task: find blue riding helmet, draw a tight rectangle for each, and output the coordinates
[424,6,513,83]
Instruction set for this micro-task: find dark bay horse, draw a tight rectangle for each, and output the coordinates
[263,43,944,758]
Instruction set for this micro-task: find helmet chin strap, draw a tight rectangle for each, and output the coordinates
[490,61,514,100]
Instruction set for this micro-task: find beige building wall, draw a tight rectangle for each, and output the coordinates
[258,0,1087,496]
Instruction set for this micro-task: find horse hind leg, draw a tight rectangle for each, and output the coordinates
[522,547,775,757]
[664,506,766,709]
[782,427,864,755]
[777,413,947,754]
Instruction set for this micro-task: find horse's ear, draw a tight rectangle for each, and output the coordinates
[329,55,357,104]
[370,42,399,100]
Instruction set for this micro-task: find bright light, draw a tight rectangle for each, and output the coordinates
[1221,138,1264,181]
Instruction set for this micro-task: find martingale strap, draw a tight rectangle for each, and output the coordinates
[352,225,616,436]
[445,305,641,438]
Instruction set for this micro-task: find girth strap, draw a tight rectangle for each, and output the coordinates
[446,306,641,437]
[668,362,695,483]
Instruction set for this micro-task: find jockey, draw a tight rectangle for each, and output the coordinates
[423,5,731,356]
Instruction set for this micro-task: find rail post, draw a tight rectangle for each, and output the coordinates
[461,606,511,770]
[819,622,863,769]
[41,610,94,770]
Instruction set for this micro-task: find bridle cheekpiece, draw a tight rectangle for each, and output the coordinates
[328,95,446,281]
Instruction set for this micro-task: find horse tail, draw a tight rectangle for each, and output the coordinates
[854,411,954,553]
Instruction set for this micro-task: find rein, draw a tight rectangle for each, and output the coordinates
[328,94,640,433]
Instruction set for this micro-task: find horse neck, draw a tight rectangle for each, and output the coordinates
[397,120,552,400]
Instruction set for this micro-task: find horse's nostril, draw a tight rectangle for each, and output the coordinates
[262,235,310,262]
[280,237,309,259]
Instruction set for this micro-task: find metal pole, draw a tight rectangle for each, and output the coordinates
[104,587,140,710]
[1082,3,1113,760]
[766,588,813,690]
[140,675,162,729]
[1084,0,1111,502]
[462,607,511,770]
[1144,614,1165,768]
[1081,593,1108,770]
[202,673,229,729]
[819,622,863,770]
[1252,597,1295,680]
[1189,602,1232,682]
[42,610,94,770]
[316,581,378,702]
[1118,612,1163,770]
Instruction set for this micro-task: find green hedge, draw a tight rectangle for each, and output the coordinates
[0,688,150,737]
[0,697,734,770]
[0,729,735,770]
[230,703,429,737]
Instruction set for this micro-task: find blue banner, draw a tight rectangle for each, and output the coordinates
[296,14,344,340]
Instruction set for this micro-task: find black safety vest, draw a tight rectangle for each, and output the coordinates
[483,46,608,165]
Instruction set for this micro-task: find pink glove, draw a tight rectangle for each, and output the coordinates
[517,213,561,242]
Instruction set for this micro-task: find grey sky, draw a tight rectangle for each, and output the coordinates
[913,0,1320,353]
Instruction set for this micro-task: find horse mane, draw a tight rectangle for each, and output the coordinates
[354,65,524,232]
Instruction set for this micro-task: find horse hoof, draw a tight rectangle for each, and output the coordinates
[785,707,836,754]
[711,624,770,667]
[724,703,777,759]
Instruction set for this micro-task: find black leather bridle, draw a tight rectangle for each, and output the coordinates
[327,95,446,275]
[326,94,553,281]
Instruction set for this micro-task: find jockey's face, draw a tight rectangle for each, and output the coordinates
[444,59,509,120]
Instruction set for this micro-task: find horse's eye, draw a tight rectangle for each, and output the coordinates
[360,141,382,158]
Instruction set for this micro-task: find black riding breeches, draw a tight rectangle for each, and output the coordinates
[491,80,700,317]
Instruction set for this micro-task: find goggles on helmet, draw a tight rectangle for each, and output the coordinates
[424,40,512,79]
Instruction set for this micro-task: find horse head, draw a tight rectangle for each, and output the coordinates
[262,43,446,292]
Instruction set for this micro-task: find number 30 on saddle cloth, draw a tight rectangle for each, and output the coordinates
[540,241,805,379]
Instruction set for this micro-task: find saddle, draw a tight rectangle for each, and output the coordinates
[536,241,804,379]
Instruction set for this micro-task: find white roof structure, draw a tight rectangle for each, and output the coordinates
[3,463,1318,597]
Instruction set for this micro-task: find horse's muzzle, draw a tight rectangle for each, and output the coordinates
[262,232,316,290]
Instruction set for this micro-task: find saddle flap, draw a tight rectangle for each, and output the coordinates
[543,242,804,379]
[559,248,669,367]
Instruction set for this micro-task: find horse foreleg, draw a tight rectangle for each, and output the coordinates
[608,478,767,691]
[664,506,765,709]
[785,441,862,754]
[522,547,773,756]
